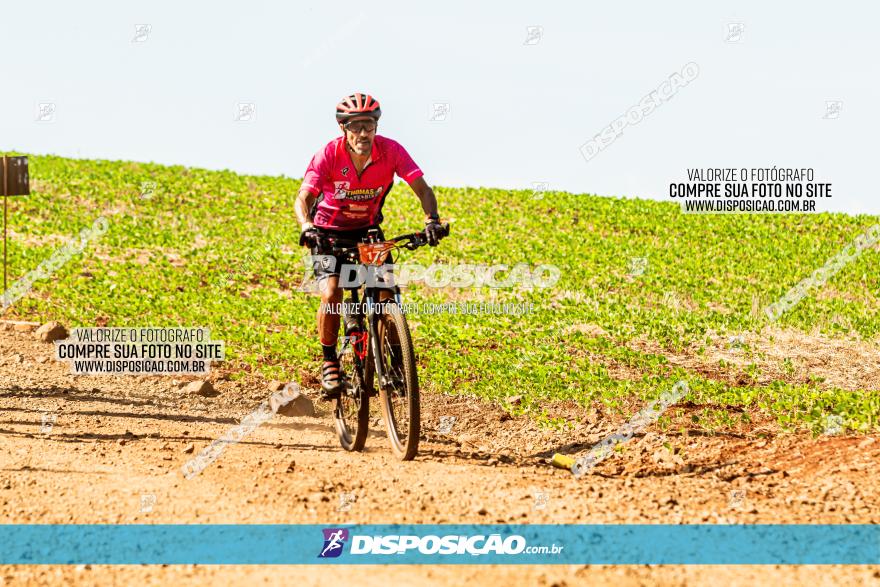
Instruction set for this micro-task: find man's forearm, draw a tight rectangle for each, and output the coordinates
[295,188,316,228]
[419,190,438,219]
[408,177,440,221]
[415,186,439,220]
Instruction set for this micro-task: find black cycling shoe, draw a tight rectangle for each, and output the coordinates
[320,360,344,400]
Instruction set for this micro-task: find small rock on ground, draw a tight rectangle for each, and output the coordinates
[184,380,218,397]
[276,395,316,418]
[35,321,68,343]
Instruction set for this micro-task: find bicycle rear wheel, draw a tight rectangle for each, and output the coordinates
[334,335,369,451]
[373,302,419,460]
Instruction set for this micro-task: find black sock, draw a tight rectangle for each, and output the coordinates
[322,343,337,362]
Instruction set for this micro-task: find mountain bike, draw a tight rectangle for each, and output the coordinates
[319,223,450,460]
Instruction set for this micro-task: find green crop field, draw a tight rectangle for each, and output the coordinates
[2,153,879,435]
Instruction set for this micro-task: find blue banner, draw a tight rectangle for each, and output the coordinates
[1,524,877,564]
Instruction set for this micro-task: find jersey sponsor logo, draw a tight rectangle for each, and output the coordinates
[341,166,349,176]
[333,188,382,202]
[333,181,350,199]
[344,188,380,202]
[333,182,381,202]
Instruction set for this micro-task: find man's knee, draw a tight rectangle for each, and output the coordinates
[319,278,343,305]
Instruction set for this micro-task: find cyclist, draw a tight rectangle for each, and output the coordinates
[295,92,443,400]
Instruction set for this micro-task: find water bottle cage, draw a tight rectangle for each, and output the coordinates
[347,330,369,359]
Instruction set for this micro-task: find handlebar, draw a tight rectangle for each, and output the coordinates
[319,223,451,256]
[392,222,451,250]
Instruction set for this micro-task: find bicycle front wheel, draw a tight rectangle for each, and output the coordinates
[373,302,420,460]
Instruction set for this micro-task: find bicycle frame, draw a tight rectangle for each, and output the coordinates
[341,281,401,396]
[329,233,410,396]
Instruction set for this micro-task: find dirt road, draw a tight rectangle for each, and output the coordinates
[1,325,878,585]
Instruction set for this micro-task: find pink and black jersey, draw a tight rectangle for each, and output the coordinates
[301,135,424,231]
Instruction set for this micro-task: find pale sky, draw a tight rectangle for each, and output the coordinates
[2,1,877,215]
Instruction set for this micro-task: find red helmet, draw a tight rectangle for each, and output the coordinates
[336,92,381,123]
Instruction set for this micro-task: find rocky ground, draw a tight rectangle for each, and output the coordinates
[0,323,878,586]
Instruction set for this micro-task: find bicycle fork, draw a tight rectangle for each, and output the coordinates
[366,302,389,392]
[366,290,403,393]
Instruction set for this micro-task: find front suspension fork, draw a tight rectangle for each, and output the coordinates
[366,286,402,391]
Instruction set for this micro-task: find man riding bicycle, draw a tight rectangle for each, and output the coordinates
[295,92,443,400]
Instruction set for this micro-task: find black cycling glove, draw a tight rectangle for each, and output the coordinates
[299,226,319,248]
[425,219,443,246]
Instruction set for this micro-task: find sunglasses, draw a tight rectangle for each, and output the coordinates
[344,121,377,134]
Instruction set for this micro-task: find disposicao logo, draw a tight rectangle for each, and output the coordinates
[349,534,527,555]
[318,528,349,558]
[318,529,562,559]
